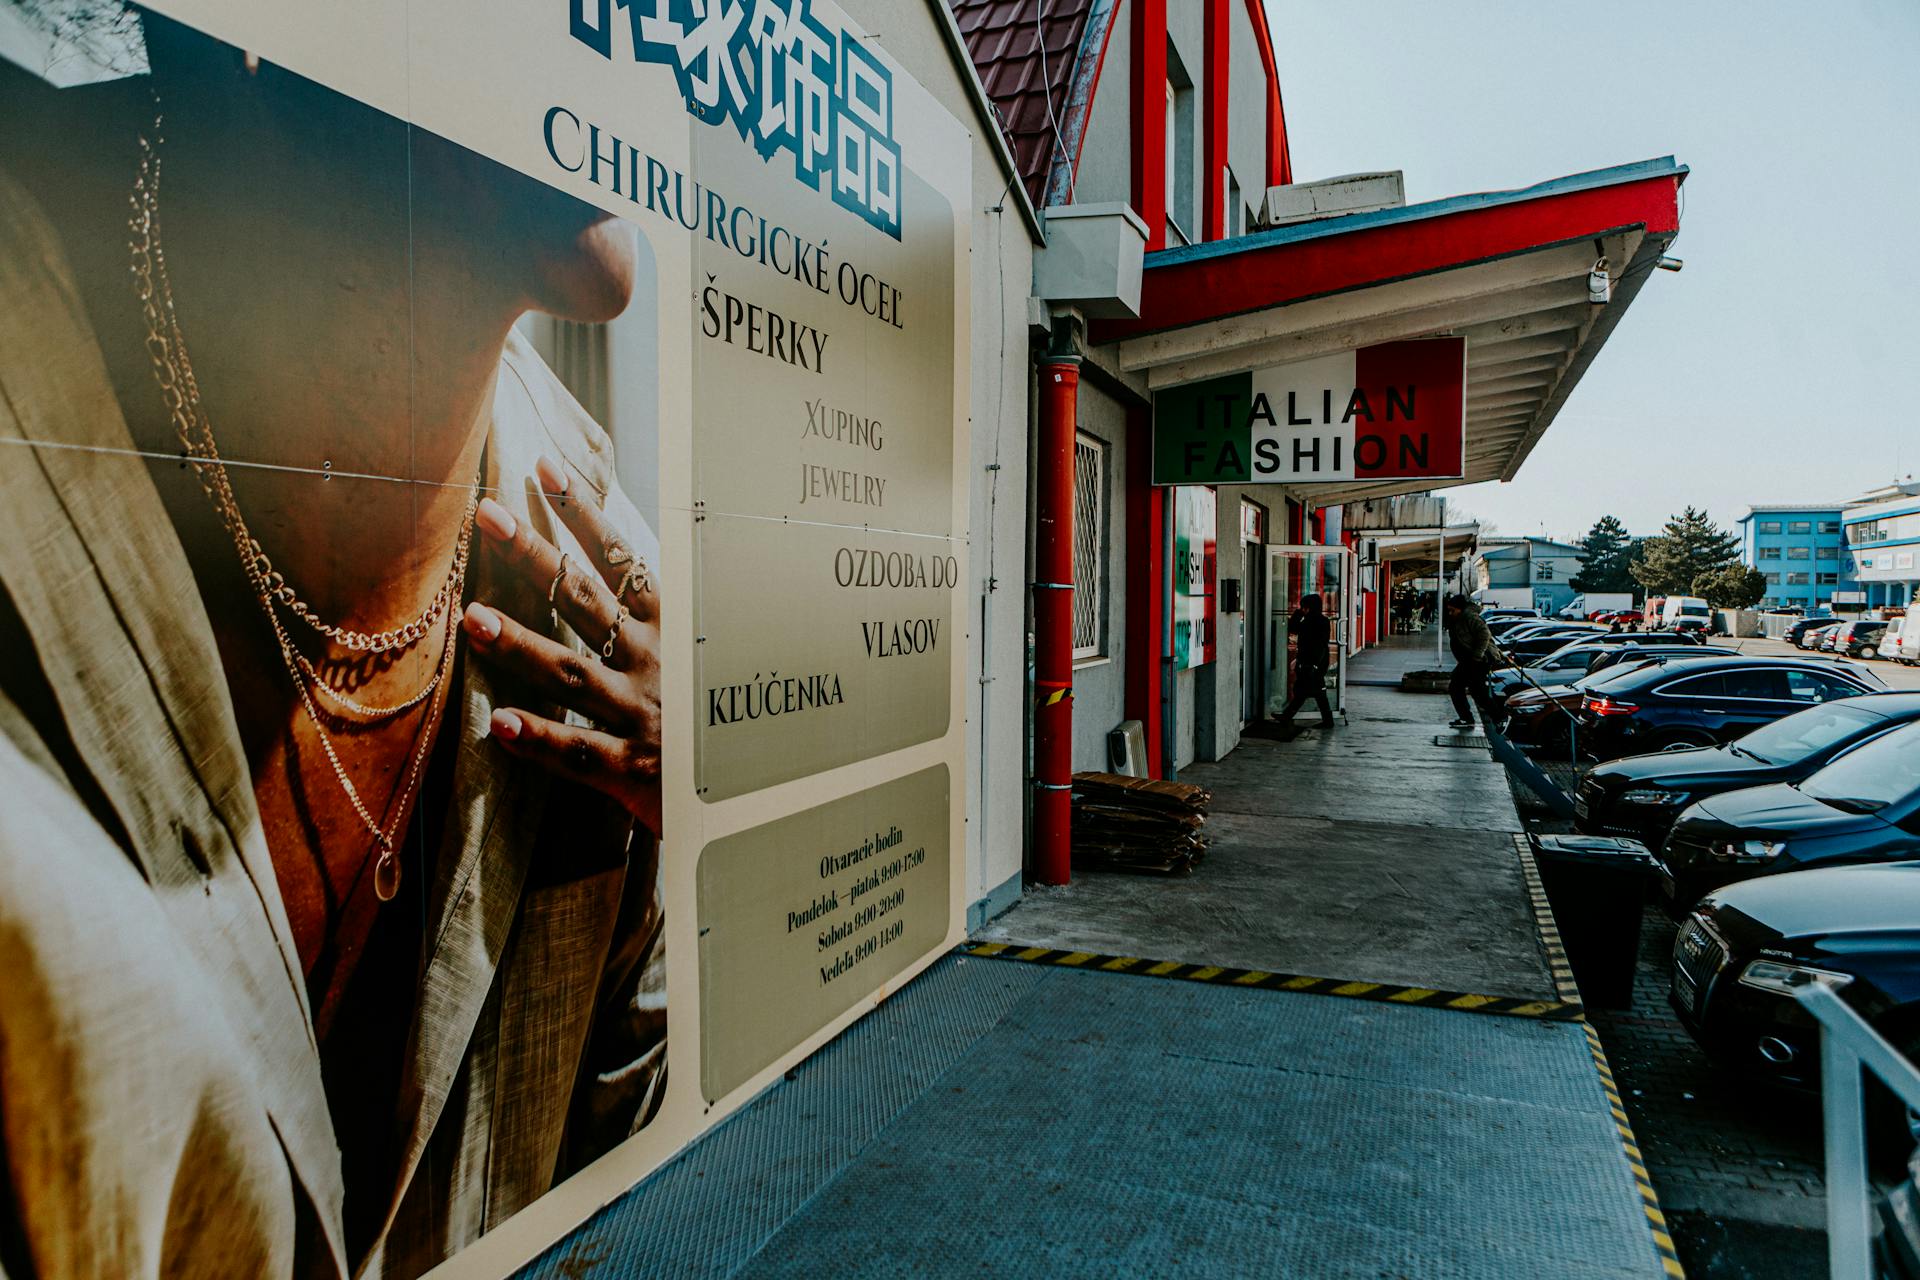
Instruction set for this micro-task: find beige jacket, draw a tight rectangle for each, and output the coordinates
[0,167,664,1279]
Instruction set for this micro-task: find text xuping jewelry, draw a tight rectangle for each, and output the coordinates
[129,100,474,658]
[548,553,570,632]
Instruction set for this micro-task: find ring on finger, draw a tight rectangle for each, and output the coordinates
[600,604,628,661]
[547,553,570,631]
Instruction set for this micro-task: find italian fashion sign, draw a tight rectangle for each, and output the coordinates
[0,1,969,1277]
[1152,337,1467,485]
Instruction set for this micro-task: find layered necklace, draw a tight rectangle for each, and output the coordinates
[128,102,473,902]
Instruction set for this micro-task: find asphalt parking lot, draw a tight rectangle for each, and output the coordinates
[1492,638,1920,1279]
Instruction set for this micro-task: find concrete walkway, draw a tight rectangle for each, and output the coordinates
[514,634,1673,1279]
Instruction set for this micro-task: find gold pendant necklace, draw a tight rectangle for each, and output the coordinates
[129,98,472,900]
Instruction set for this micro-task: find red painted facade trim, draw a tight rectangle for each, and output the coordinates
[1032,358,1082,884]
[1202,0,1230,241]
[1124,404,1165,777]
[1130,0,1168,249]
[1094,174,1684,343]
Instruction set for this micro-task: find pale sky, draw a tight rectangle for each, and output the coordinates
[1270,0,1920,545]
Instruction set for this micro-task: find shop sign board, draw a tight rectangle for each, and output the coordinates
[1173,486,1218,667]
[0,1,969,1276]
[1152,338,1467,486]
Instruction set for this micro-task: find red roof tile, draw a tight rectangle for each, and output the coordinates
[951,0,1103,208]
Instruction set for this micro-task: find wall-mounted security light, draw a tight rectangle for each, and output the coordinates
[1657,256,1684,272]
[1587,258,1612,305]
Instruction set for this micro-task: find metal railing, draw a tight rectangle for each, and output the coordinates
[1798,983,1920,1277]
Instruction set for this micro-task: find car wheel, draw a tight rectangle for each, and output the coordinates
[1862,645,1879,659]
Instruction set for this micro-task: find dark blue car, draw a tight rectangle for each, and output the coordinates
[1672,862,1920,1092]
[1573,654,1885,760]
[1576,692,1920,846]
[1659,717,1920,912]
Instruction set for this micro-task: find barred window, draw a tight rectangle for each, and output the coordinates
[1072,433,1106,658]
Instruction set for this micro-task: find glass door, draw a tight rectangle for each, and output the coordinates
[1266,545,1355,719]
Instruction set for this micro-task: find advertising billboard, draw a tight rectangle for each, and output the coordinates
[0,2,969,1275]
[1151,337,1468,486]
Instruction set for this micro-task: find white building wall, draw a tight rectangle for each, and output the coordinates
[840,0,1041,918]
[1068,379,1133,774]
[1073,0,1133,209]
[1226,0,1267,231]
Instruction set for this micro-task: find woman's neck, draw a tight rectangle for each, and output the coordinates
[135,187,520,636]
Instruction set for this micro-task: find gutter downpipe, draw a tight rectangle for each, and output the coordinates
[1032,319,1083,885]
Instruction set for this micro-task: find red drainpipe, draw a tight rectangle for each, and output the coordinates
[1032,348,1082,885]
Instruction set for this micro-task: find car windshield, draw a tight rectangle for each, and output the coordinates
[1678,604,1710,616]
[1800,720,1920,812]
[1732,703,1883,766]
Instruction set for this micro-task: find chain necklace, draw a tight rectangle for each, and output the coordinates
[129,100,471,900]
[128,108,475,657]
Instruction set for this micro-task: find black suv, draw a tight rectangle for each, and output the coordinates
[1573,655,1885,760]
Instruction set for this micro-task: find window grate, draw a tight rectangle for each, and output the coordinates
[1072,434,1105,657]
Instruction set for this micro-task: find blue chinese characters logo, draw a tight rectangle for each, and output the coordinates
[570,0,903,238]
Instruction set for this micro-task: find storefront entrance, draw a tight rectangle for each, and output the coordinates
[1266,545,1355,719]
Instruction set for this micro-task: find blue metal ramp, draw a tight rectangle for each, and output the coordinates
[518,953,1670,1279]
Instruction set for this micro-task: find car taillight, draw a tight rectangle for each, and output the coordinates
[1584,695,1638,717]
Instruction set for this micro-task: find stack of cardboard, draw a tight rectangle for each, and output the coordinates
[1069,771,1211,875]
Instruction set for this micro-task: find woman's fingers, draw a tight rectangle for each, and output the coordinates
[534,456,660,626]
[475,493,630,653]
[488,705,661,836]
[463,602,633,730]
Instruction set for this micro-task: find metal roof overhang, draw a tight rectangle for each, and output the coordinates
[1089,158,1687,505]
[1372,525,1482,578]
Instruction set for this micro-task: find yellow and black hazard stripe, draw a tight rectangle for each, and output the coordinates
[1511,836,1684,1277]
[1584,1021,1686,1278]
[959,943,1583,1021]
[1513,833,1583,1006]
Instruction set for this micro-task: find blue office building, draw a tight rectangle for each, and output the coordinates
[1738,504,1855,611]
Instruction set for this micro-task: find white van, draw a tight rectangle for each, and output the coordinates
[1891,615,1920,666]
[1660,595,1713,632]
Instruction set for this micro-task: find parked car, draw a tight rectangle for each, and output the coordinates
[1608,610,1645,627]
[1784,616,1836,647]
[1502,651,1730,750]
[1494,627,1632,665]
[1661,595,1715,633]
[1657,717,1920,912]
[1844,620,1890,659]
[1896,616,1920,667]
[1575,693,1920,845]
[1488,638,1733,701]
[1573,654,1886,760]
[1668,863,1920,1160]
[1798,621,1842,651]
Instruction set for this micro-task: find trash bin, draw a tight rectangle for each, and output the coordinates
[1530,834,1658,1010]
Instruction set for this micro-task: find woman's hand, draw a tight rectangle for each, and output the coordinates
[464,456,662,837]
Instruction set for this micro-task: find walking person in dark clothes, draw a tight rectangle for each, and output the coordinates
[1444,594,1503,729]
[1275,593,1335,729]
